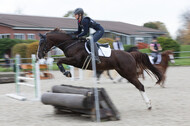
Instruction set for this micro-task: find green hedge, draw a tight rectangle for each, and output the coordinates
[158,37,180,57]
[12,41,39,63]
[26,42,39,58]
[12,43,29,63]
[0,39,37,58]
[98,38,115,49]
[0,39,20,57]
[123,45,135,51]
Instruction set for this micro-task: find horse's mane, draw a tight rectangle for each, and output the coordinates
[162,50,173,56]
[49,28,66,34]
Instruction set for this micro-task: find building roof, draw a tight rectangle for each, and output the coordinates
[0,13,165,35]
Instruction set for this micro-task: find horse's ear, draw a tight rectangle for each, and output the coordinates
[38,33,43,37]
[38,33,45,38]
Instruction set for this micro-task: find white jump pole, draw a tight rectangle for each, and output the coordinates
[79,68,83,80]
[70,65,75,81]
[6,54,41,101]
[70,65,83,81]
[32,54,41,100]
[89,28,100,122]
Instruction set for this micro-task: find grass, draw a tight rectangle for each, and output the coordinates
[179,45,190,57]
[51,63,70,70]
[0,66,13,72]
[170,58,190,66]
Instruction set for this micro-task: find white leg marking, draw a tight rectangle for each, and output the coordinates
[140,91,152,110]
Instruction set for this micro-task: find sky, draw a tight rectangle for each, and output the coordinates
[0,0,190,38]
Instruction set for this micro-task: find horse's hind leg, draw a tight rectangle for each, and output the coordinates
[107,70,116,83]
[116,69,152,109]
[96,70,103,83]
[129,78,152,110]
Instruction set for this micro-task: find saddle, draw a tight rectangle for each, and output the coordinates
[149,54,162,64]
[84,41,111,57]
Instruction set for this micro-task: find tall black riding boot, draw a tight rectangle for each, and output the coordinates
[87,40,101,64]
[153,56,158,64]
[94,43,101,64]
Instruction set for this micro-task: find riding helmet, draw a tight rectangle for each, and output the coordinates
[153,36,157,40]
[74,8,84,15]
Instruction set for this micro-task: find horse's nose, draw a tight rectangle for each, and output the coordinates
[171,60,175,64]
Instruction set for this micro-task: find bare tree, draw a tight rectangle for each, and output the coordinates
[177,10,190,45]
[63,10,88,17]
[14,8,23,15]
[143,21,171,38]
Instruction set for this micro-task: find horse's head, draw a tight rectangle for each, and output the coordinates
[37,33,54,59]
[37,28,74,59]
[164,50,175,64]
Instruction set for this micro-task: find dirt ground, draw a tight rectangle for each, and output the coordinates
[0,66,190,126]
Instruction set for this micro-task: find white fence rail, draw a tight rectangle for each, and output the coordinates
[0,51,189,68]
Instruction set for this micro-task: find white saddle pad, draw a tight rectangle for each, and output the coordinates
[149,55,162,64]
[85,43,111,57]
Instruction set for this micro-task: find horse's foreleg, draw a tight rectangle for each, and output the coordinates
[160,74,166,88]
[57,57,76,77]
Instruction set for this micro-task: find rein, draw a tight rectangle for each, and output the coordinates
[48,39,81,53]
[63,40,81,52]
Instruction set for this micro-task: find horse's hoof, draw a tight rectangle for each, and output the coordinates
[113,81,116,84]
[148,106,152,110]
[64,71,72,77]
[160,84,165,88]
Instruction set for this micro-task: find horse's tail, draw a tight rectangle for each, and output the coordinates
[130,51,162,84]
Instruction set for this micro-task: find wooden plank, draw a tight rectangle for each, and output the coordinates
[20,64,48,70]
[41,92,87,109]
[52,85,93,96]
[39,64,48,69]
[99,88,120,120]
[6,94,26,101]
[20,64,33,69]
[54,106,92,115]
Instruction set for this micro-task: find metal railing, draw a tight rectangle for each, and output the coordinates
[173,51,190,59]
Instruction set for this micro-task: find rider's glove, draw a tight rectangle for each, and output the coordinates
[67,32,73,36]
[71,35,78,40]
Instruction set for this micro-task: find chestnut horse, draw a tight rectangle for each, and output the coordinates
[137,50,175,87]
[37,28,162,109]
[152,50,175,87]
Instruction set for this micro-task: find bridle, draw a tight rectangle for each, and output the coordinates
[40,35,82,54]
[168,54,175,63]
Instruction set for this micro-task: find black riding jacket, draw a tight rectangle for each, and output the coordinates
[150,42,159,52]
[74,17,102,37]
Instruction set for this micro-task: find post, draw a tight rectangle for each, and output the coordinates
[70,65,75,81]
[89,28,100,122]
[47,52,53,71]
[15,54,20,95]
[35,61,41,100]
[32,54,41,99]
[79,69,83,80]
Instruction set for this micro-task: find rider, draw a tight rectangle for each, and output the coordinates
[72,8,104,64]
[150,36,162,64]
[112,36,124,50]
